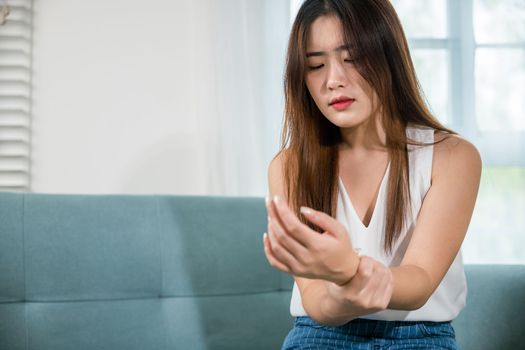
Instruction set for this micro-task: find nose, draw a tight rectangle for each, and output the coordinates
[326,60,347,90]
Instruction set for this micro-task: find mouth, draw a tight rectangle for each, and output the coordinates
[329,97,355,111]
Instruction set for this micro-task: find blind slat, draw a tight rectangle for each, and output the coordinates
[4,5,31,12]
[0,65,30,70]
[0,48,30,55]
[0,78,29,81]
[0,186,30,192]
[2,19,31,27]
[0,155,30,159]
[0,35,30,41]
[0,95,30,100]
[0,170,29,174]
[0,108,29,113]
[0,126,29,130]
[0,139,29,144]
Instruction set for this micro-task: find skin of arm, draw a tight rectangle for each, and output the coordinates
[387,133,482,309]
[264,134,482,325]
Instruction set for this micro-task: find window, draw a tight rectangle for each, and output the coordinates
[392,0,525,263]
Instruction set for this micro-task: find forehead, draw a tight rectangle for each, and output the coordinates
[306,15,345,51]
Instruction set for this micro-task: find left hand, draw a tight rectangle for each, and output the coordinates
[325,256,394,318]
[263,196,359,285]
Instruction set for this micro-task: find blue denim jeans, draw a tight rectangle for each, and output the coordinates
[282,316,458,349]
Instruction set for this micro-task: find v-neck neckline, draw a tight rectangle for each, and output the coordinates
[338,161,391,230]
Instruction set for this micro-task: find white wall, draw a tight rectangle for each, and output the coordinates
[31,0,288,195]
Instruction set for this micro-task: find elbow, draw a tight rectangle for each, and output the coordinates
[405,281,436,310]
[406,285,435,311]
[307,313,350,327]
[390,291,431,311]
[390,265,435,311]
[407,294,431,311]
[389,297,428,311]
[303,300,353,327]
[301,285,354,327]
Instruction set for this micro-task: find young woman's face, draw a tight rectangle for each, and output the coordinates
[305,15,380,129]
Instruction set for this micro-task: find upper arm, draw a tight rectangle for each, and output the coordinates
[400,133,482,293]
[268,151,287,199]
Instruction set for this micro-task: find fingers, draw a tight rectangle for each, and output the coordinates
[263,233,290,273]
[348,255,376,292]
[265,221,306,273]
[344,256,392,311]
[267,195,346,246]
[268,216,308,257]
[266,196,314,248]
[371,267,394,309]
[299,206,346,239]
[266,196,286,231]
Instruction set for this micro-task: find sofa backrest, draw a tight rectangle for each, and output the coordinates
[0,193,293,350]
[453,264,525,350]
[1,192,524,350]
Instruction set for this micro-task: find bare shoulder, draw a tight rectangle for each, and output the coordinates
[432,131,482,183]
[268,149,290,198]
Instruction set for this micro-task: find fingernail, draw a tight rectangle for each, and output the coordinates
[300,206,314,216]
[273,195,280,204]
[267,216,271,222]
[263,232,268,241]
[265,196,270,206]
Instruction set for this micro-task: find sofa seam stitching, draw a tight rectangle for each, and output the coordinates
[155,197,168,350]
[22,193,29,350]
[156,197,164,297]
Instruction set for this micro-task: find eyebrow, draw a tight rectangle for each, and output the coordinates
[306,44,352,57]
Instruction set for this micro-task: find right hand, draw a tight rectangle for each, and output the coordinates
[326,255,394,318]
[263,196,359,285]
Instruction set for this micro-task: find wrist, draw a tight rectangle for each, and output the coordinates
[320,284,353,325]
[334,252,360,286]
[322,282,357,324]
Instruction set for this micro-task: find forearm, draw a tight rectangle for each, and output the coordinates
[388,265,434,310]
[301,280,356,326]
[299,251,361,326]
[301,264,434,326]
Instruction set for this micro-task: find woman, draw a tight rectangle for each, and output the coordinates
[262,0,481,349]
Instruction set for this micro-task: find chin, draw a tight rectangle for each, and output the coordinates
[326,113,368,129]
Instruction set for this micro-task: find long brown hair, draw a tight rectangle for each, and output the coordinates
[280,0,456,253]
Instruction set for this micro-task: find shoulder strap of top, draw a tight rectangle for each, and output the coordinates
[406,123,434,201]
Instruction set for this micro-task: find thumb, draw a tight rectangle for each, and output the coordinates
[299,206,346,238]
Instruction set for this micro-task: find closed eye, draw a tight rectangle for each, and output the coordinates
[308,58,354,70]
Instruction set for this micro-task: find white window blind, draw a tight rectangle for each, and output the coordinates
[0,0,32,192]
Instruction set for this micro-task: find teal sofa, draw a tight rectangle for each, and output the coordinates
[1,193,524,350]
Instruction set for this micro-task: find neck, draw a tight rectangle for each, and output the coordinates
[339,114,388,154]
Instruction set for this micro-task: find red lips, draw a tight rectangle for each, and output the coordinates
[329,96,355,111]
[329,96,354,105]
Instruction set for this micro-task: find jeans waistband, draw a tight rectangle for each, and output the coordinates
[294,316,455,340]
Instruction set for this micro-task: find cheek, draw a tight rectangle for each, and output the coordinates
[305,77,315,95]
[363,86,380,112]
[355,79,379,110]
[305,77,324,105]
[371,93,380,111]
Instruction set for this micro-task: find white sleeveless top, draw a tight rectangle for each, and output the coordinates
[290,124,467,322]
